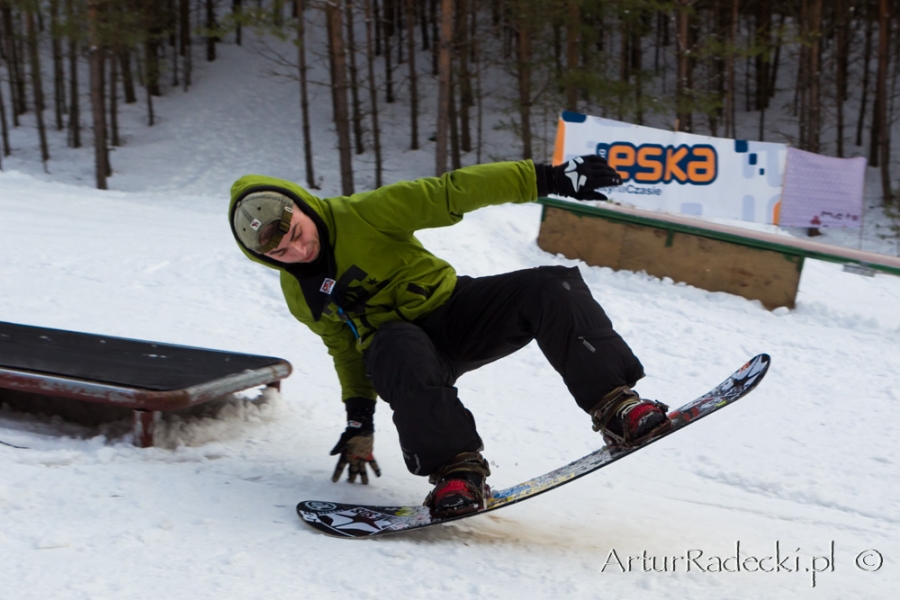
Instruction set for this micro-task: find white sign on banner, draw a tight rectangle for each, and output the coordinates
[553,111,788,225]
[778,147,867,228]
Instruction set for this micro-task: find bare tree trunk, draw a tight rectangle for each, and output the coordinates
[871,0,889,166]
[119,51,136,103]
[449,60,460,169]
[578,7,596,109]
[565,0,579,111]
[26,8,50,166]
[807,0,821,153]
[296,0,317,188]
[406,0,418,150]
[753,0,767,111]
[632,9,644,124]
[502,6,513,61]
[472,2,482,163]
[109,45,119,147]
[435,0,452,175]
[857,6,873,147]
[795,0,807,146]
[769,10,784,102]
[889,2,900,203]
[875,0,890,200]
[364,0,382,186]
[755,0,771,141]
[745,46,751,113]
[144,0,161,97]
[180,0,191,90]
[206,0,216,61]
[456,0,471,153]
[88,0,107,189]
[233,0,243,45]
[430,0,438,75]
[708,1,727,137]
[1,3,24,125]
[515,2,533,158]
[654,9,664,75]
[170,0,179,88]
[618,13,629,121]
[327,0,354,194]
[64,0,80,148]
[345,0,365,154]
[835,0,849,157]
[50,0,66,131]
[0,45,8,160]
[675,0,693,132]
[145,67,155,125]
[16,10,28,117]
[0,93,7,166]
[419,0,428,51]
[724,0,737,137]
[373,0,381,55]
[394,0,403,65]
[382,0,394,102]
[551,16,561,77]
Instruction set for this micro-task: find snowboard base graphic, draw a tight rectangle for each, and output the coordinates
[297,354,770,538]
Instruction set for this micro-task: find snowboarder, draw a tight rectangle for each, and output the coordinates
[228,156,670,518]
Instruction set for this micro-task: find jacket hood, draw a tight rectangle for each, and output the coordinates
[229,175,338,320]
[228,175,332,270]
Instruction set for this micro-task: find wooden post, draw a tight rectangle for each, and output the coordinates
[133,410,158,448]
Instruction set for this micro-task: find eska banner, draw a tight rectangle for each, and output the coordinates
[553,111,787,225]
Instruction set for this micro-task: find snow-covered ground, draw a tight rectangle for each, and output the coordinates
[2,26,899,600]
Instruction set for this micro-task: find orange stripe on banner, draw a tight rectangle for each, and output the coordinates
[772,200,782,225]
[552,117,566,166]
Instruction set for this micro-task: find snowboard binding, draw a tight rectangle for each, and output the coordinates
[423,451,492,518]
[591,386,671,448]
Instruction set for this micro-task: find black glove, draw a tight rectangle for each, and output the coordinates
[330,397,381,484]
[535,155,622,201]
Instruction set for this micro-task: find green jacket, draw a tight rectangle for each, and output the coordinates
[228,160,538,401]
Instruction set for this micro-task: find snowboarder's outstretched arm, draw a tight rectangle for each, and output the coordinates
[345,160,538,235]
[344,155,622,235]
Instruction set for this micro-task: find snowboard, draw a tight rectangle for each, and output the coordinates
[297,353,770,538]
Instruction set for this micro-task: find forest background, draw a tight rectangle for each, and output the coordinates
[0,0,897,221]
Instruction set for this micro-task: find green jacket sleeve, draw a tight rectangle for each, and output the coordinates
[346,160,538,234]
[281,273,377,402]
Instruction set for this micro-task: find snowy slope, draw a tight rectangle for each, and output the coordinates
[2,33,899,600]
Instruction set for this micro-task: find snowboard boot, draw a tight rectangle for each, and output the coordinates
[423,451,492,518]
[591,386,670,448]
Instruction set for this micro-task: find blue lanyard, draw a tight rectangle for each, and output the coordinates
[336,306,360,340]
[322,277,359,340]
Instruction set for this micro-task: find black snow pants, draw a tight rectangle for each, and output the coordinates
[363,266,644,477]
